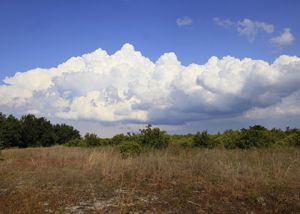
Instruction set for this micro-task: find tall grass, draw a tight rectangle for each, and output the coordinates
[0,146,299,213]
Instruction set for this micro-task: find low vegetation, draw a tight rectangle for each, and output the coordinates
[0,146,299,213]
[0,112,299,213]
[67,124,300,159]
[1,113,299,157]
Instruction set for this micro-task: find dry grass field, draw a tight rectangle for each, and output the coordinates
[0,146,299,213]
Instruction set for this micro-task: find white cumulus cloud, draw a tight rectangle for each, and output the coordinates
[1,44,300,126]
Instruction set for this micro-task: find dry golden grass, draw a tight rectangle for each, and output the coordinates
[0,146,299,213]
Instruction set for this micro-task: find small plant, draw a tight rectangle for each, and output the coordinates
[119,141,142,158]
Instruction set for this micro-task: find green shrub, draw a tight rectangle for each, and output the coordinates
[237,125,272,149]
[222,130,241,149]
[119,141,142,158]
[100,138,112,146]
[84,133,101,147]
[179,140,193,148]
[139,124,170,149]
[193,130,216,149]
[276,132,300,146]
[111,134,128,145]
[171,134,193,148]
[66,138,86,147]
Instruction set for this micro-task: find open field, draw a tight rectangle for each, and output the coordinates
[0,146,299,213]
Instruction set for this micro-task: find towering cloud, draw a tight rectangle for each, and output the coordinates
[1,44,300,125]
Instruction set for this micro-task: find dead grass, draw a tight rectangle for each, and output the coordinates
[0,146,299,213]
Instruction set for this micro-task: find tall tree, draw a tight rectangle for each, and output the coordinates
[2,115,22,148]
[53,124,80,145]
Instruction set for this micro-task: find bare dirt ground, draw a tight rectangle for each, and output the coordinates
[0,146,299,213]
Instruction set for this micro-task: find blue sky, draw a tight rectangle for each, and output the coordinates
[1,0,299,80]
[0,0,300,136]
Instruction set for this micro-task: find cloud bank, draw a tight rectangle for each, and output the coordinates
[1,44,300,127]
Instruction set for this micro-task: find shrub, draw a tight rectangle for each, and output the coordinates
[139,124,170,149]
[84,133,101,147]
[171,134,193,148]
[119,141,142,158]
[179,140,193,148]
[276,132,300,147]
[222,130,241,149]
[66,138,86,147]
[237,125,272,149]
[193,130,216,149]
[111,134,128,145]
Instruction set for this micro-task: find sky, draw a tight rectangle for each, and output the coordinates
[0,0,300,136]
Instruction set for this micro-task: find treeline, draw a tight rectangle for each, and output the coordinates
[66,124,300,158]
[0,113,80,149]
[1,112,299,157]
[66,124,170,158]
[173,125,300,149]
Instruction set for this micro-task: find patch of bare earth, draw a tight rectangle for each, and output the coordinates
[0,146,299,213]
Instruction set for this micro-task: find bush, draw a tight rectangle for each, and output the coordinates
[193,130,216,149]
[139,124,170,149]
[171,134,193,148]
[222,130,241,149]
[84,133,101,147]
[111,134,128,145]
[276,132,300,147]
[179,140,193,148]
[237,125,272,149]
[119,141,142,158]
[66,138,86,147]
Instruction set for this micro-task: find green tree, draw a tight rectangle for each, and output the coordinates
[2,115,22,148]
[20,115,56,147]
[54,124,81,145]
[0,113,6,150]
